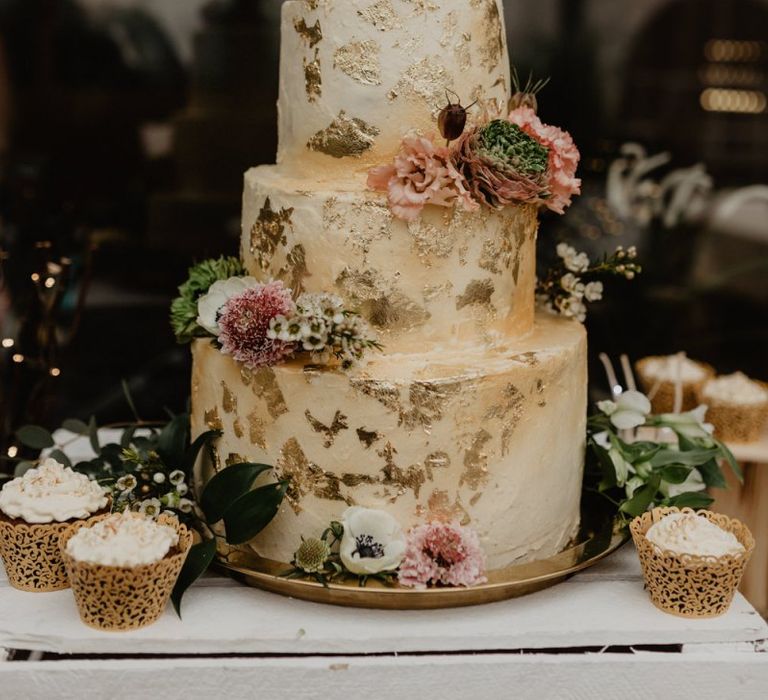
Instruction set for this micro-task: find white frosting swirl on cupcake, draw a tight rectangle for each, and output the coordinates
[0,458,108,523]
[642,355,707,382]
[66,512,179,567]
[702,372,767,406]
[646,512,745,558]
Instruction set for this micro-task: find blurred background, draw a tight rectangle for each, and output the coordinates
[0,0,766,447]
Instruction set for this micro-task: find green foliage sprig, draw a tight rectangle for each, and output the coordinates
[171,256,245,343]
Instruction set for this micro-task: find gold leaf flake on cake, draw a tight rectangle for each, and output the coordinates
[461,429,493,490]
[485,384,525,455]
[305,409,349,448]
[233,419,244,439]
[509,351,539,366]
[294,17,322,48]
[378,442,426,499]
[440,11,457,47]
[404,0,439,15]
[408,218,455,261]
[303,49,322,102]
[323,198,392,259]
[334,41,382,86]
[427,489,471,525]
[356,428,381,448]
[536,378,547,408]
[424,451,450,480]
[247,410,267,450]
[423,281,454,302]
[476,0,504,72]
[387,57,454,113]
[307,111,380,158]
[249,197,294,271]
[456,279,495,310]
[401,380,462,432]
[277,244,310,299]
[226,453,247,467]
[204,407,222,432]
[276,438,351,513]
[357,0,401,31]
[304,0,319,10]
[221,381,237,414]
[350,378,402,414]
[455,32,472,71]
[244,367,289,419]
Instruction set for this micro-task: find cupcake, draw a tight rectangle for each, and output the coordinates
[698,372,768,443]
[630,507,754,618]
[60,511,192,631]
[0,458,109,591]
[635,354,714,414]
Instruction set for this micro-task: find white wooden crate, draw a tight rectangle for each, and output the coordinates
[1,544,767,699]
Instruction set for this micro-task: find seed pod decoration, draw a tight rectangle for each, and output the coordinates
[438,90,477,144]
[508,67,550,114]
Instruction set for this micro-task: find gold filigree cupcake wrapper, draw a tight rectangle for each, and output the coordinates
[0,518,74,592]
[630,507,754,619]
[701,393,768,443]
[59,514,192,631]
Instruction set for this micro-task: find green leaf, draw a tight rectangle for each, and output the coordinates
[183,429,221,476]
[62,419,89,435]
[48,449,72,468]
[200,462,273,523]
[14,461,35,477]
[715,439,743,484]
[619,474,661,518]
[697,458,727,489]
[223,480,289,545]
[15,425,54,450]
[588,439,616,490]
[88,416,100,455]
[156,414,190,468]
[120,426,138,449]
[171,538,217,618]
[666,492,715,510]
[659,465,693,484]
[649,447,718,468]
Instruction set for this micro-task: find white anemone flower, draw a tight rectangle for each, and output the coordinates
[598,390,651,430]
[196,276,260,335]
[339,506,406,575]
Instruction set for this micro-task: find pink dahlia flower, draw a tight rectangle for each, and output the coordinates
[398,521,486,589]
[507,107,581,214]
[367,135,478,222]
[218,280,297,369]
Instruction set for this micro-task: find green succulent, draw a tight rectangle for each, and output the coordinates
[478,119,548,176]
[170,256,245,343]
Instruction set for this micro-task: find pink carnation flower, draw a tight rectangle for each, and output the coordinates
[398,521,486,589]
[218,280,296,369]
[507,107,581,214]
[368,135,478,222]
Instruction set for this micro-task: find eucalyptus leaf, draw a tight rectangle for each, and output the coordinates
[659,465,693,484]
[88,416,100,455]
[62,418,89,435]
[666,492,715,509]
[223,480,289,545]
[13,461,35,477]
[171,538,217,618]
[48,449,72,468]
[120,426,138,449]
[15,425,54,450]
[200,462,273,523]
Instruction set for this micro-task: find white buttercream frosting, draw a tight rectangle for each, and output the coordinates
[646,512,745,558]
[641,355,707,383]
[702,372,767,406]
[0,459,108,524]
[66,512,179,567]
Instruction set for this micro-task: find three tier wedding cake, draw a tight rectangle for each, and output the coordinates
[187,0,586,573]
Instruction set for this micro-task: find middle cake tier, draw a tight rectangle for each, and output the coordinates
[242,165,539,351]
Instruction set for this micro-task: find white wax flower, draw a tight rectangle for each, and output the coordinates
[339,506,406,575]
[646,512,744,558]
[197,276,260,335]
[598,390,651,430]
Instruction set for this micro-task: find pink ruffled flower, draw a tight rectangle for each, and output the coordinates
[368,135,478,222]
[507,107,581,214]
[218,281,297,369]
[398,521,486,589]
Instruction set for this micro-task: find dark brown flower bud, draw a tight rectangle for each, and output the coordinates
[438,91,477,144]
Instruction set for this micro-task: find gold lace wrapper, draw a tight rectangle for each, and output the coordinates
[60,514,192,631]
[0,516,75,592]
[630,507,754,619]
[635,357,715,414]
[698,388,768,443]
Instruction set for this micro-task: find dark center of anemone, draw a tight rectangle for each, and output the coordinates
[478,119,548,175]
[352,534,385,559]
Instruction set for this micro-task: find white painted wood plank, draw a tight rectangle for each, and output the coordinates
[0,570,765,655]
[1,653,767,700]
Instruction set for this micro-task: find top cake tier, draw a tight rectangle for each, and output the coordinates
[277,0,510,175]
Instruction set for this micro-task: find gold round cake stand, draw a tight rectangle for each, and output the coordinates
[215,498,628,610]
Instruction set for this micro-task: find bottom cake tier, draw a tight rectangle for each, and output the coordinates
[191,314,587,570]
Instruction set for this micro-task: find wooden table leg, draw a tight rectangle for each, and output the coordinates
[712,462,768,618]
